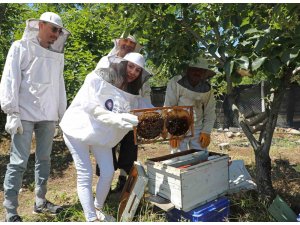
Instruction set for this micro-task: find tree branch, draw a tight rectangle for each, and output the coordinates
[232,104,260,150]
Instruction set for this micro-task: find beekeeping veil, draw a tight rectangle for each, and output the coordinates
[108,52,153,92]
[178,57,216,93]
[108,32,143,56]
[22,12,71,53]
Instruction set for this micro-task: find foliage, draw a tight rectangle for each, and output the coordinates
[1,2,300,202]
[0,4,29,70]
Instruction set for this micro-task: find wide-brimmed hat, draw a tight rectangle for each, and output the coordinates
[188,57,216,77]
[108,52,153,81]
[27,12,71,35]
[114,32,143,53]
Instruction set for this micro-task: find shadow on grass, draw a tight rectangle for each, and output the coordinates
[0,136,73,192]
[22,200,85,222]
[232,159,300,221]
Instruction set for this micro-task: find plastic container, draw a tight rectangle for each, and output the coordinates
[166,196,230,222]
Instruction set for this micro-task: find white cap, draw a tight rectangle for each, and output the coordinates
[39,12,71,35]
[39,12,64,28]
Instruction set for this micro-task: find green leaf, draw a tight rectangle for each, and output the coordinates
[244,28,260,35]
[254,37,267,52]
[281,48,300,65]
[235,56,249,70]
[264,58,282,74]
[231,15,242,27]
[252,57,267,71]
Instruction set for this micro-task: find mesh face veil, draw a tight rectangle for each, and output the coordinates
[22,12,71,53]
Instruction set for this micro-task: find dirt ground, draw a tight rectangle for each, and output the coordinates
[0,129,299,221]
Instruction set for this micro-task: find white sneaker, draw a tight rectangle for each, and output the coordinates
[96,209,116,222]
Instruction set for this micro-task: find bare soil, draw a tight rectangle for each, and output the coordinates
[0,130,299,221]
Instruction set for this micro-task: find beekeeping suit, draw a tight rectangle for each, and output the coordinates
[164,57,216,153]
[0,12,71,222]
[0,12,71,125]
[60,63,143,148]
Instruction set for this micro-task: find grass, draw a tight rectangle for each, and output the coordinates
[0,130,299,222]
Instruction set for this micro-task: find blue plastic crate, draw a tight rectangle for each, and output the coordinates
[166,196,230,222]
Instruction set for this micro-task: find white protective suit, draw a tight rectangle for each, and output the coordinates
[164,75,216,134]
[0,19,69,121]
[59,70,147,148]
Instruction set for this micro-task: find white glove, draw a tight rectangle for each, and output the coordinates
[120,113,139,126]
[5,113,23,135]
[93,106,138,130]
[96,113,133,130]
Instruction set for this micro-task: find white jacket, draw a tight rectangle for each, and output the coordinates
[60,71,146,147]
[0,39,66,121]
[164,75,216,134]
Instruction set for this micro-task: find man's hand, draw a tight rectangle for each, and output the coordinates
[199,133,210,148]
[5,113,23,135]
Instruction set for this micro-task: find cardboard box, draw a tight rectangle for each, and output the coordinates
[146,150,229,212]
[118,161,148,222]
[166,196,230,222]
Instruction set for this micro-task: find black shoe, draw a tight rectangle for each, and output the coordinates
[33,200,63,215]
[111,176,126,193]
[5,215,23,222]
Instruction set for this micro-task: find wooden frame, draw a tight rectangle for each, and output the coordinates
[131,106,194,145]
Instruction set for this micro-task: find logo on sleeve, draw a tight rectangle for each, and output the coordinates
[105,99,114,111]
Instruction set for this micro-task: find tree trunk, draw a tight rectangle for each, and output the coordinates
[253,70,291,203]
[254,146,276,201]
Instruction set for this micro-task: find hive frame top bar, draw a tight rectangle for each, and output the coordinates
[131,106,194,145]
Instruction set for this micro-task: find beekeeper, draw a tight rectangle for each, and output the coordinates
[59,52,152,222]
[0,12,70,222]
[164,57,216,156]
[95,33,152,194]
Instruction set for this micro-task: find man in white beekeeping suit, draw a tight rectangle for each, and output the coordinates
[0,12,70,222]
[164,57,216,159]
[95,32,153,193]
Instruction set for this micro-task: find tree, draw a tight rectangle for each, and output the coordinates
[120,3,300,203]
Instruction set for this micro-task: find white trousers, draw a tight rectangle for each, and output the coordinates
[63,134,114,222]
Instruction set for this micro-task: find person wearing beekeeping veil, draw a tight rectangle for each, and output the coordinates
[0,12,70,222]
[95,32,152,193]
[59,53,151,222]
[164,57,217,157]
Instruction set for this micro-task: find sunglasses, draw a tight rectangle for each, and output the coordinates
[50,25,63,35]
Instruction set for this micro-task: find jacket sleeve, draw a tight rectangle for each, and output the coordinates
[164,76,180,107]
[58,57,67,120]
[0,41,22,115]
[202,90,216,134]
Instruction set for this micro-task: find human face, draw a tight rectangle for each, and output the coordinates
[38,22,62,48]
[126,61,142,83]
[186,67,209,87]
[117,39,137,58]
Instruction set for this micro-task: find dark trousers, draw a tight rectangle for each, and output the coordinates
[96,131,138,176]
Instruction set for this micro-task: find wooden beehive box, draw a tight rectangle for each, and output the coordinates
[146,150,229,212]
